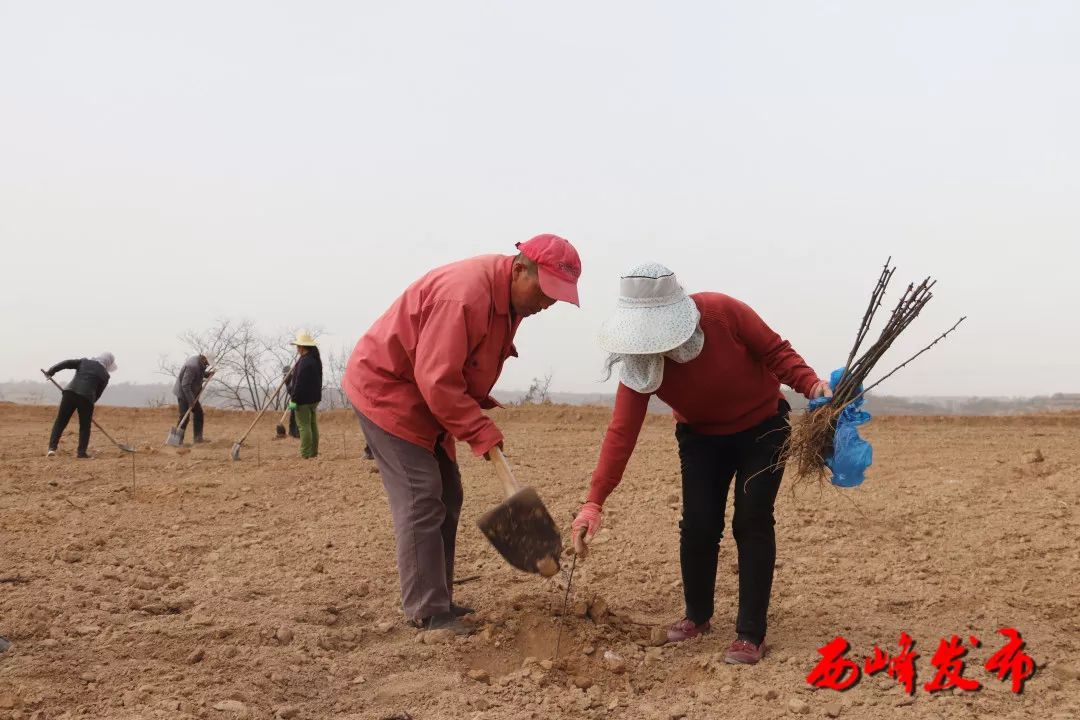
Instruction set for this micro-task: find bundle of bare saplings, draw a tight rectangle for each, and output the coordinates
[784,258,965,482]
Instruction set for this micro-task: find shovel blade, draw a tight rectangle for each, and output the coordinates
[165,427,183,447]
[476,486,563,576]
[230,443,242,461]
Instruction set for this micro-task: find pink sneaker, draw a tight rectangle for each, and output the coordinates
[724,638,768,664]
[666,618,711,643]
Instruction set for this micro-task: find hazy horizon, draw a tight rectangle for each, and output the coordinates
[3,2,1077,397]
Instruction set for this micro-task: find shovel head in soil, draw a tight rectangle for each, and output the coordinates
[165,426,184,447]
[476,486,563,576]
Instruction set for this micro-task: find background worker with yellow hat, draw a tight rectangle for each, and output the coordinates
[287,331,323,459]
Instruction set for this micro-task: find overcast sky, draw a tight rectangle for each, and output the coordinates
[2,1,1077,397]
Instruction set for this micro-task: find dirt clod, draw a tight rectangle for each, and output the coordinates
[1021,449,1045,463]
[422,629,455,645]
[603,650,626,674]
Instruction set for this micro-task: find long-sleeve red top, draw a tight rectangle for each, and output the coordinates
[587,292,821,505]
[344,255,519,462]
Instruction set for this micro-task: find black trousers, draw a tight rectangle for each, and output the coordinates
[677,399,791,642]
[49,390,94,455]
[177,397,204,440]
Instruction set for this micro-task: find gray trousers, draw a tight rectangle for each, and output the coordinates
[355,409,462,621]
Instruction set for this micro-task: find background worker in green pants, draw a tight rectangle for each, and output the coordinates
[287,331,323,458]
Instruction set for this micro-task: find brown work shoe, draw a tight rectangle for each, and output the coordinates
[724,637,768,664]
[666,618,711,643]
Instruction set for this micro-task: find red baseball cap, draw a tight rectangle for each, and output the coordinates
[515,234,582,307]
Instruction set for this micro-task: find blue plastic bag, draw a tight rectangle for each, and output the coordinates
[807,368,873,487]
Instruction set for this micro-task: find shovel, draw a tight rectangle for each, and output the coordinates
[230,376,288,461]
[166,371,215,447]
[274,366,297,437]
[41,370,136,453]
[476,447,563,577]
[274,406,291,438]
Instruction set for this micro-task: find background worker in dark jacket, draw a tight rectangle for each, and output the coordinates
[287,332,322,458]
[283,364,300,439]
[173,354,214,444]
[45,352,116,458]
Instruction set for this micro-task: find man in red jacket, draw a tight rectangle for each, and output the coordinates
[572,262,830,665]
[344,234,582,633]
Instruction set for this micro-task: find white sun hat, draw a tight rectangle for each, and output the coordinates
[597,263,700,355]
[93,352,117,373]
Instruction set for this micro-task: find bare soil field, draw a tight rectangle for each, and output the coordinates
[1,403,1078,720]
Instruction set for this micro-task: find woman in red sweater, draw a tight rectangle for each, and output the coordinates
[572,263,831,665]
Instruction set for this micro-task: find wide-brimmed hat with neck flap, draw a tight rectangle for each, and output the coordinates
[597,262,699,355]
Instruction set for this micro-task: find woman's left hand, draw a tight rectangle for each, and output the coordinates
[809,379,833,399]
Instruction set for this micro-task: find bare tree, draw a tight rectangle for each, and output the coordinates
[145,393,170,408]
[322,346,351,409]
[159,318,244,388]
[209,320,287,411]
[161,319,325,411]
[518,373,553,405]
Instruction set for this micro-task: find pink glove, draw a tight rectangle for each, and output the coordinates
[809,379,833,399]
[571,501,603,540]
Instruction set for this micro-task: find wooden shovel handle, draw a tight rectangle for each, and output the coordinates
[276,365,299,424]
[488,447,519,498]
[235,361,298,445]
[235,378,286,444]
